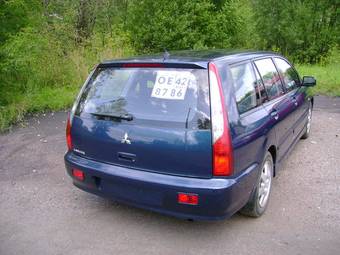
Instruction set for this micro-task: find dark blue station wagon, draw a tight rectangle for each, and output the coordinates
[64,51,316,220]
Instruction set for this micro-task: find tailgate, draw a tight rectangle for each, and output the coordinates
[71,64,213,178]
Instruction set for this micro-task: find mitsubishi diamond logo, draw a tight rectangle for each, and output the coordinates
[121,132,131,144]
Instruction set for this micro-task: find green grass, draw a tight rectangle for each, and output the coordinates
[296,54,340,97]
[0,85,79,132]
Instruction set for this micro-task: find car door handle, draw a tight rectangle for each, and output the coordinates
[292,99,298,106]
[290,96,298,106]
[270,110,279,120]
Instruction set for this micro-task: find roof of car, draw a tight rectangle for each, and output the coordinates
[101,49,282,68]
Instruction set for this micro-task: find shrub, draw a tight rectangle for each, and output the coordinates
[126,0,240,53]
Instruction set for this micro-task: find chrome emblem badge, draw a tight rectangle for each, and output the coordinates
[121,132,131,144]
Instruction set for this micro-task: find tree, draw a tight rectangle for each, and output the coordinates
[126,0,240,53]
[75,0,97,43]
[253,0,339,63]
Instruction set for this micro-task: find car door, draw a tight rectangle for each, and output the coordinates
[227,61,270,176]
[253,57,296,162]
[274,57,307,141]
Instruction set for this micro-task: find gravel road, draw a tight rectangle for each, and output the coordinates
[0,96,339,255]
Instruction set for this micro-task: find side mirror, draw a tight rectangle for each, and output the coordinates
[302,76,316,87]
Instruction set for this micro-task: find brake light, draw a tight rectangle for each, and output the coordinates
[72,168,84,181]
[178,193,199,205]
[122,63,164,68]
[66,115,72,150]
[209,62,233,176]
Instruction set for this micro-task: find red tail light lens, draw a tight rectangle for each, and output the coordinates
[213,134,233,176]
[209,62,233,176]
[178,193,199,205]
[72,168,85,181]
[66,115,73,150]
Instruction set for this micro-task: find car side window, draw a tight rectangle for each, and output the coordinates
[253,64,268,104]
[230,62,257,114]
[254,58,284,100]
[274,57,300,91]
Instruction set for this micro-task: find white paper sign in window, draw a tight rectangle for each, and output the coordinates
[151,71,196,100]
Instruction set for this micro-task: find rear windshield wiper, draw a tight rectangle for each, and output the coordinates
[90,112,134,121]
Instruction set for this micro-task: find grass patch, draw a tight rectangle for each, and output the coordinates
[0,85,79,132]
[0,34,134,132]
[296,53,340,97]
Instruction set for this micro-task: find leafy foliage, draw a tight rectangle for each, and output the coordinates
[252,0,339,63]
[126,0,240,52]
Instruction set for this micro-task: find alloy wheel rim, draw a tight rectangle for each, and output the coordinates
[258,159,272,208]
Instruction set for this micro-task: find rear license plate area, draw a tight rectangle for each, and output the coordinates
[100,179,162,207]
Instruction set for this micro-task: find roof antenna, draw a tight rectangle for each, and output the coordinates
[163,48,170,61]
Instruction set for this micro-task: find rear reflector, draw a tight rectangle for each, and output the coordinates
[72,169,85,181]
[209,62,233,176]
[178,193,199,205]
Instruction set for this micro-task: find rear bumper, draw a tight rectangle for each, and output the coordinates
[64,152,259,220]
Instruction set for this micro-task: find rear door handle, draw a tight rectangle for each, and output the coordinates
[270,110,279,120]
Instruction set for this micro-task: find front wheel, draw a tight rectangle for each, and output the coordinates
[301,101,312,139]
[240,152,273,217]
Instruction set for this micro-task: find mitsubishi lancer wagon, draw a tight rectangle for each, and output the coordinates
[64,50,316,220]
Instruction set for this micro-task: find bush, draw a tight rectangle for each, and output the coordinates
[126,0,240,53]
[0,17,134,131]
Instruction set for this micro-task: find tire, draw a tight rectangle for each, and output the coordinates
[301,101,312,139]
[240,152,273,217]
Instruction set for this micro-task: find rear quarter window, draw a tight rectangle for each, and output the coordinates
[230,62,257,114]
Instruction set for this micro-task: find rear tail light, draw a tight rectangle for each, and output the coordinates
[66,114,73,150]
[209,62,233,176]
[72,168,85,181]
[178,193,199,205]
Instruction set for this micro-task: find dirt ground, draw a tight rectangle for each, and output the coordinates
[0,95,339,255]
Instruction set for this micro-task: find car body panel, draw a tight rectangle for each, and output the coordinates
[261,95,297,162]
[71,116,213,178]
[65,151,259,220]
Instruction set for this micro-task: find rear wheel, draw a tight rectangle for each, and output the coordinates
[240,152,273,217]
[301,102,312,139]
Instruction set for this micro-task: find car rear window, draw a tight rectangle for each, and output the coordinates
[75,67,211,129]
